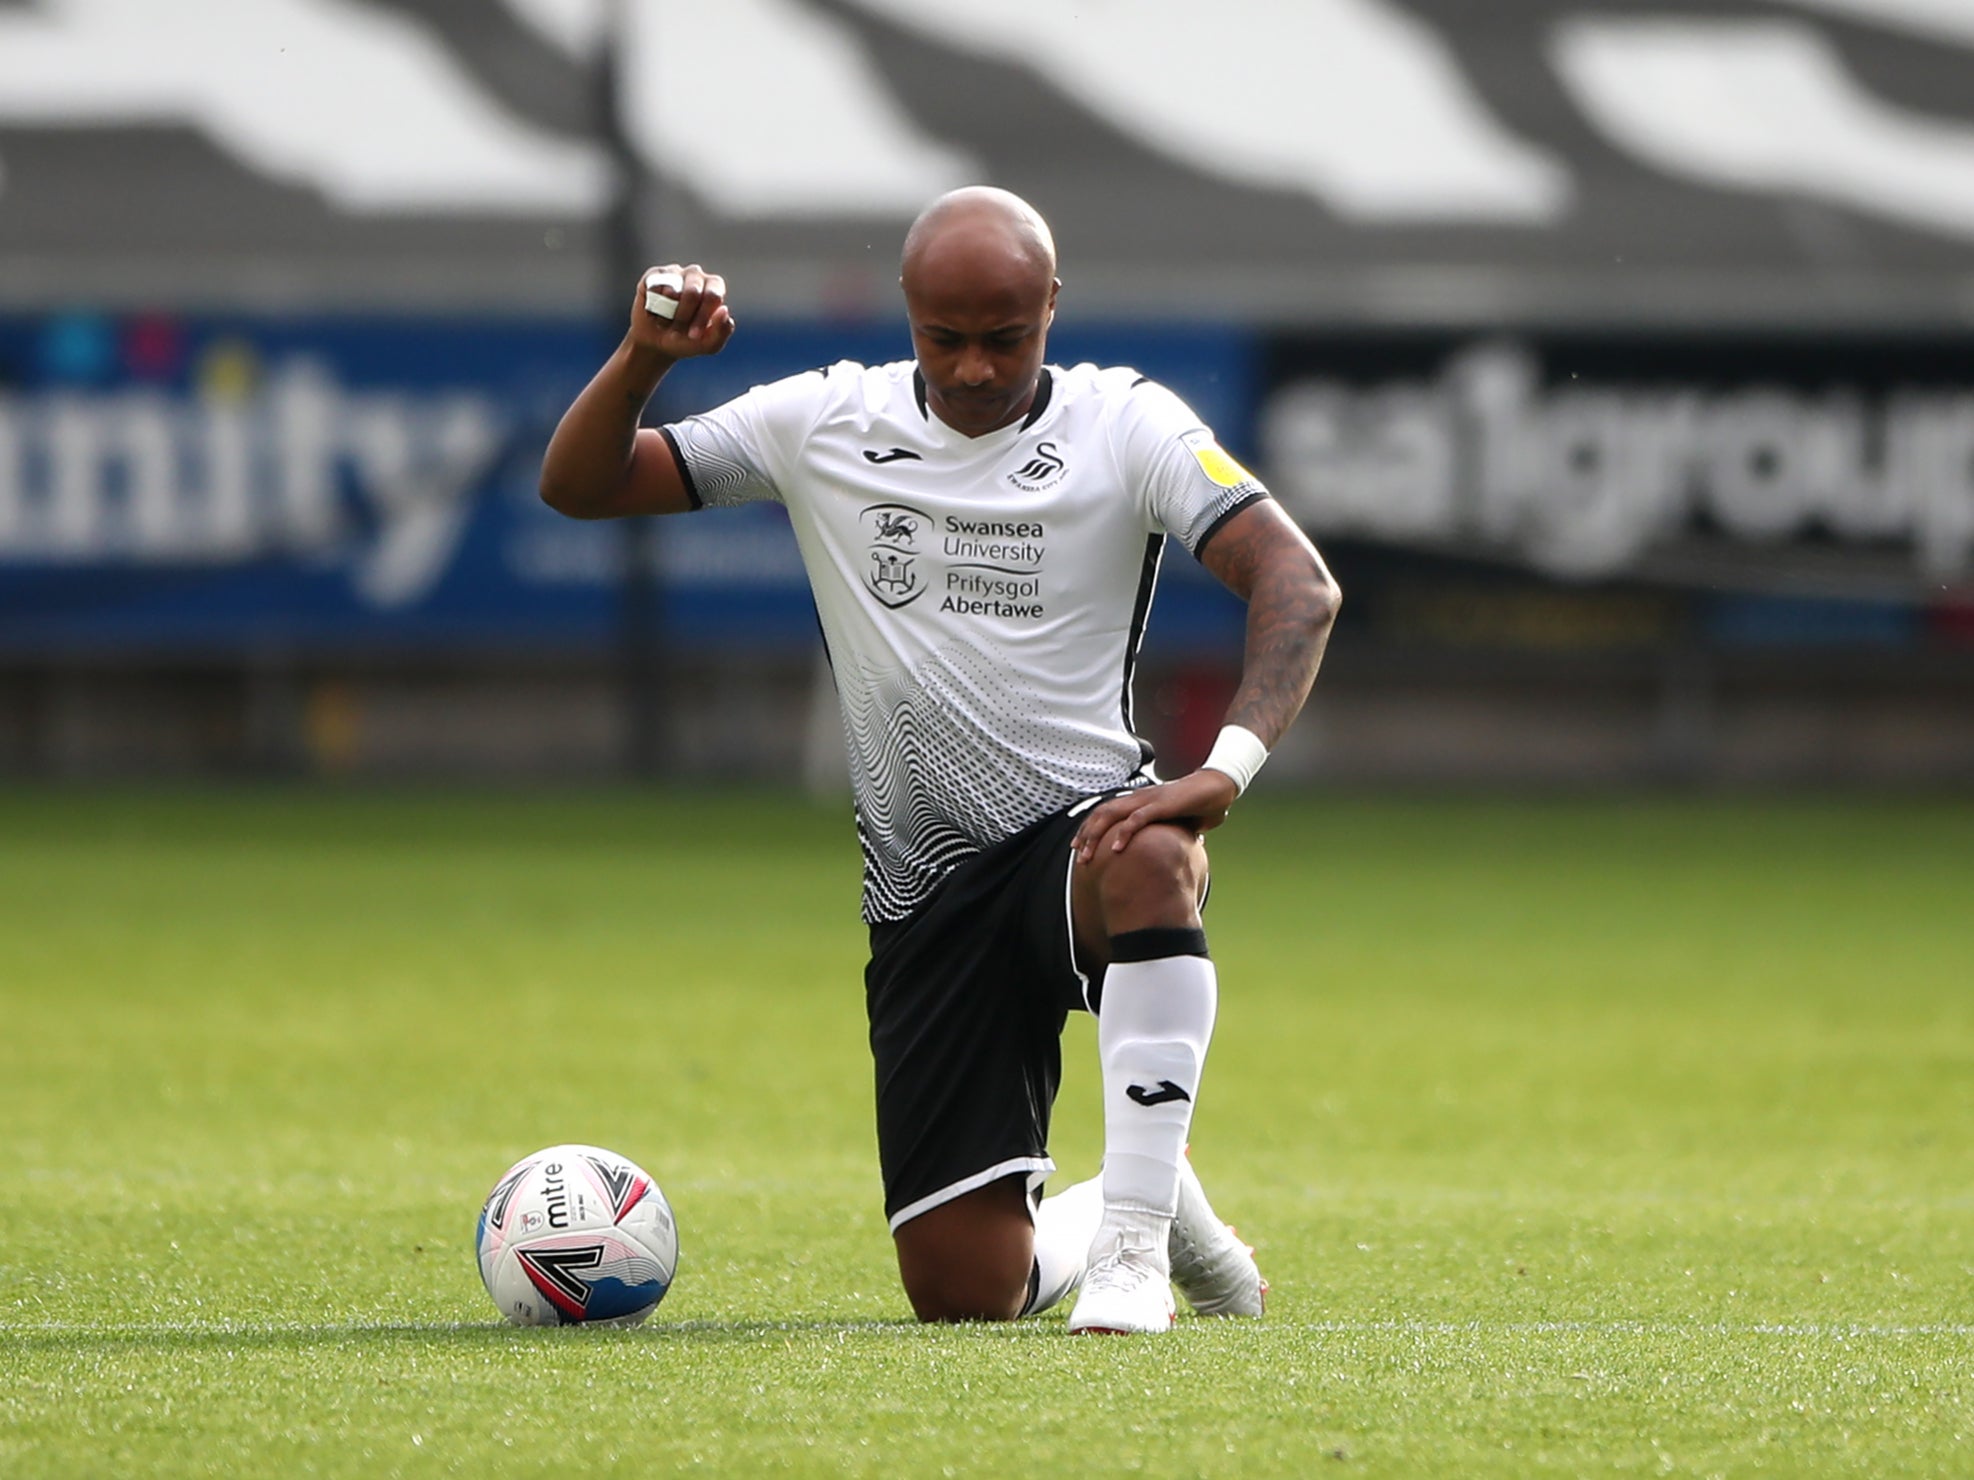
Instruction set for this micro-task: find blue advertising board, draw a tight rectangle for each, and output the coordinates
[0,313,1255,656]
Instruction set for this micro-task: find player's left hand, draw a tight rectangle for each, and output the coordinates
[1072,769,1240,865]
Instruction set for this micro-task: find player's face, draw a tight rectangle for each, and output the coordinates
[904,256,1058,438]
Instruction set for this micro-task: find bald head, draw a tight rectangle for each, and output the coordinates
[901,186,1058,290]
[898,188,1061,437]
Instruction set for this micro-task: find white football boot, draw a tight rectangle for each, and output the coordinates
[1067,1209,1177,1335]
[1169,1152,1267,1318]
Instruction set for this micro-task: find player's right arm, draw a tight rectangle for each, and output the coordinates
[539,265,736,519]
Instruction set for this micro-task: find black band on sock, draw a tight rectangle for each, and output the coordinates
[1107,926,1210,963]
[1017,1258,1042,1319]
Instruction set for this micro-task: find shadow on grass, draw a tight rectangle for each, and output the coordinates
[0,1315,1074,1354]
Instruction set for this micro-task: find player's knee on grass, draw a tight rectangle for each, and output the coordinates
[898,1258,1032,1323]
[1092,821,1207,938]
[893,1181,1035,1323]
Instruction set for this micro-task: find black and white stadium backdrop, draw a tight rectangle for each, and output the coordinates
[2,0,1973,661]
[5,0,1974,328]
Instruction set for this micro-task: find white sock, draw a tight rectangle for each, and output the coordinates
[1175,1148,1217,1235]
[1022,1175,1103,1316]
[1096,934,1217,1219]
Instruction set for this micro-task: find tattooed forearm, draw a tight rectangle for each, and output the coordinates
[1198,500,1341,749]
[541,341,694,519]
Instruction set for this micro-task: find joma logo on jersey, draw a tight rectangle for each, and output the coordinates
[859,501,931,609]
[1007,441,1066,491]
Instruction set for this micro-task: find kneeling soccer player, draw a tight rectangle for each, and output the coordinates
[540,186,1341,1333]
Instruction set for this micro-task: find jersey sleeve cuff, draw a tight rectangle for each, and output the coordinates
[657,425,704,511]
[1192,489,1270,558]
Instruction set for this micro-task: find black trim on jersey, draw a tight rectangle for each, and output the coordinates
[657,426,703,511]
[909,366,1053,429]
[1018,368,1054,430]
[810,604,835,675]
[1193,490,1271,559]
[1120,531,1164,750]
[1130,374,1151,389]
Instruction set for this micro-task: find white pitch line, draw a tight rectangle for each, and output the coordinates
[3,1320,1972,1338]
[1301,1321,1974,1337]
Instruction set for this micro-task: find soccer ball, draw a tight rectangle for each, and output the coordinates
[475,1144,678,1326]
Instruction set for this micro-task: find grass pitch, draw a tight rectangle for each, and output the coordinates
[1,788,1968,1476]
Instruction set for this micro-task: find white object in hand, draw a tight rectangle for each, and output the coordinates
[644,271,684,320]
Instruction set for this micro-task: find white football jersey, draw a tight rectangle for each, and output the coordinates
[662,361,1268,923]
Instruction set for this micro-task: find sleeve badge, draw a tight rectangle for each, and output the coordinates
[1181,428,1258,489]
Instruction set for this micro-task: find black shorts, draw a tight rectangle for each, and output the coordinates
[864,798,1104,1231]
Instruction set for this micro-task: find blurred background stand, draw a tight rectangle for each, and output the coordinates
[0,0,1969,786]
[598,0,669,779]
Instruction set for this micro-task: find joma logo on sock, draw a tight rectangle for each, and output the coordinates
[1125,1080,1191,1107]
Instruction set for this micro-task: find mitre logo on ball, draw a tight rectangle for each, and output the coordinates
[476,1145,678,1327]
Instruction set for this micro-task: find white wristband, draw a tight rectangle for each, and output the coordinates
[1201,724,1269,796]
